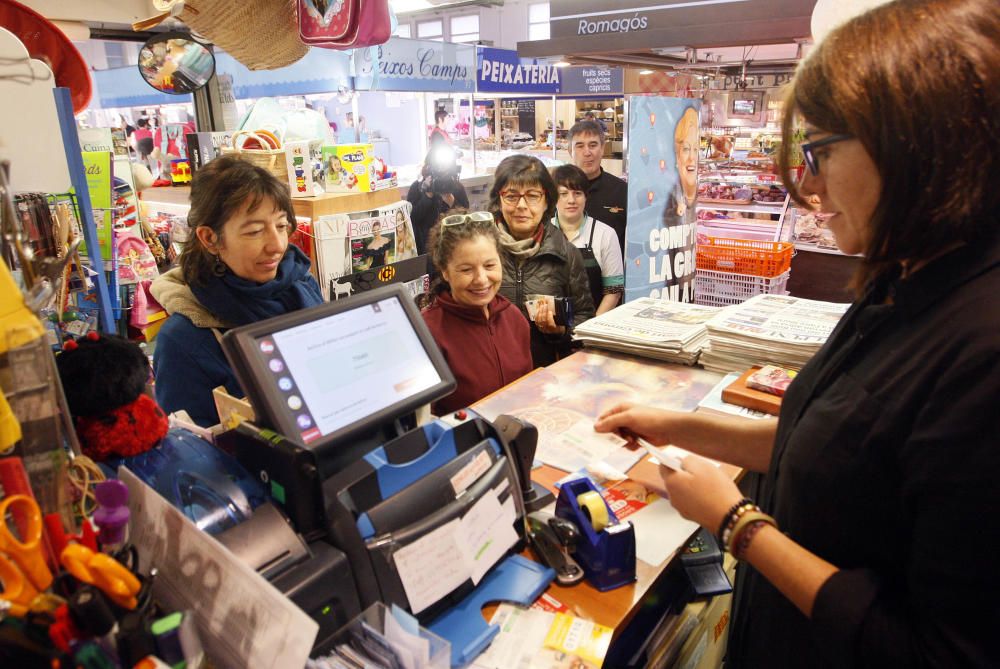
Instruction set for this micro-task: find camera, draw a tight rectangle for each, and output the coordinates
[423,146,461,195]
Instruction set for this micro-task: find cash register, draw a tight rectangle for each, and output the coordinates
[215,284,554,664]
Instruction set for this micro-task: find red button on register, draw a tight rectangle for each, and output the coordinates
[454,410,467,420]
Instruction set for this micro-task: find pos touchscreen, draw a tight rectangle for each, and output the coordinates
[221,284,455,457]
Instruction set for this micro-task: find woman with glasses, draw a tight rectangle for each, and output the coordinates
[596,1,999,666]
[421,211,532,414]
[488,155,596,367]
[551,164,624,316]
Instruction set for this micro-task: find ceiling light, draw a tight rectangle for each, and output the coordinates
[554,60,571,67]
[639,69,654,75]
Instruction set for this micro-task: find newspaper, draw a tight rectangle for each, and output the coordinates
[573,298,720,364]
[700,294,850,373]
[313,200,417,299]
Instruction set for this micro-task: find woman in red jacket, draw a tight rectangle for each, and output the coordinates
[422,211,533,414]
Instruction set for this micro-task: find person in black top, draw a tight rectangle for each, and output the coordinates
[595,1,1000,666]
[568,120,627,258]
[406,147,469,255]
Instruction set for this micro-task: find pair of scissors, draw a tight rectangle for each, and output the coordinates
[0,494,55,616]
[60,543,141,610]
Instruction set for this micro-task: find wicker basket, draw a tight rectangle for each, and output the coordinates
[222,130,288,182]
[137,0,307,71]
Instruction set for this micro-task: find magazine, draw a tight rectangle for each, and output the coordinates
[313,200,418,300]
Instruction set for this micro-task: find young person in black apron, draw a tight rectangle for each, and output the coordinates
[551,165,625,316]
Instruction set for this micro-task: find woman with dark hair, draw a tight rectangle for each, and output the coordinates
[151,155,323,426]
[550,164,624,316]
[489,155,595,367]
[596,1,999,666]
[421,211,532,414]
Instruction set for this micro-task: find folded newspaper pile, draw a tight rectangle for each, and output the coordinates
[699,294,850,373]
[573,298,721,365]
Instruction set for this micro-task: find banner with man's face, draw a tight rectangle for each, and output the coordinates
[624,97,701,304]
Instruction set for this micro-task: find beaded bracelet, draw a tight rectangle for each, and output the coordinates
[717,497,753,545]
[727,511,778,557]
[733,520,774,560]
[720,502,760,548]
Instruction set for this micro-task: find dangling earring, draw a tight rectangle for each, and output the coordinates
[212,254,227,277]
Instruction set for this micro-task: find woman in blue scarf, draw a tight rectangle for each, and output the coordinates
[151,155,323,426]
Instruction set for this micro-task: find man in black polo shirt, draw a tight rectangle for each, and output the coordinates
[569,120,627,257]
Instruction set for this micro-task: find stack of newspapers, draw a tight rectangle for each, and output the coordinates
[699,294,850,373]
[574,298,720,364]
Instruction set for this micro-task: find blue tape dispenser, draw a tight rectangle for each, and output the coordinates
[555,478,636,591]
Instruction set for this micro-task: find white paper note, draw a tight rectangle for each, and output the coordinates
[628,497,699,567]
[393,519,468,614]
[458,492,519,585]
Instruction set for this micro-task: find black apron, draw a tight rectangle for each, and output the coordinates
[578,218,603,309]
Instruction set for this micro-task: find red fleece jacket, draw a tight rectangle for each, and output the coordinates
[422,292,533,415]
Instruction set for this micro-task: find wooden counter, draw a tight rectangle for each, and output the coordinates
[472,350,737,637]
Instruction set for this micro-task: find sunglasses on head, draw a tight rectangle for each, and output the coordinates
[441,211,494,227]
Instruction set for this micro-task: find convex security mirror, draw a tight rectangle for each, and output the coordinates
[138,32,215,94]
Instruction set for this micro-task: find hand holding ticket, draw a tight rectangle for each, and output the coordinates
[636,439,685,472]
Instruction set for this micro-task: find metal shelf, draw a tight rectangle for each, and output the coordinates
[696,201,786,214]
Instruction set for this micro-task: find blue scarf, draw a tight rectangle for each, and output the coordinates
[190,245,323,326]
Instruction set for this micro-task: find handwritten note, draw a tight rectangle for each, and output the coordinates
[393,519,468,614]
[458,491,518,585]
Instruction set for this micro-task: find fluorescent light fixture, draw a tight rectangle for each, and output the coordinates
[554,60,571,67]
[639,69,654,75]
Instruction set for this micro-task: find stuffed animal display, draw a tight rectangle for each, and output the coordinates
[54,333,168,461]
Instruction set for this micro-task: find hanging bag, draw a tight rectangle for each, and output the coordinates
[134,0,308,71]
[297,0,391,50]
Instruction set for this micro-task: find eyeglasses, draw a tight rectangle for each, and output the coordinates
[801,133,853,176]
[499,190,545,206]
[441,211,494,227]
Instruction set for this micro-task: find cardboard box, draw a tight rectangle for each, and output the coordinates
[284,141,314,198]
[321,143,376,193]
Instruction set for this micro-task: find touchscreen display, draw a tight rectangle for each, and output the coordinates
[253,296,442,444]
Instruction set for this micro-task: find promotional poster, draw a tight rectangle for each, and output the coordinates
[624,97,701,303]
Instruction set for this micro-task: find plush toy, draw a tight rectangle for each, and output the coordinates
[54,332,168,461]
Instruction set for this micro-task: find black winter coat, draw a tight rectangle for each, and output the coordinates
[498,223,596,367]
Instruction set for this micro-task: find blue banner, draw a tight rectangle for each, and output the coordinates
[559,66,623,96]
[625,97,701,303]
[476,47,561,94]
[93,66,192,109]
[215,48,352,100]
[353,39,476,93]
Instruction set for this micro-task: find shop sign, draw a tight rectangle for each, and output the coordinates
[709,73,795,90]
[476,47,561,94]
[545,0,814,45]
[560,66,623,95]
[353,38,476,92]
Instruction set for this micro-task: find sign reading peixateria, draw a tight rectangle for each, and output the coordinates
[476,47,561,94]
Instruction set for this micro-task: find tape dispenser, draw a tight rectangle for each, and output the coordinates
[555,478,636,591]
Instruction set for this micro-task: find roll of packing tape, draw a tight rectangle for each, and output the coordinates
[577,491,609,532]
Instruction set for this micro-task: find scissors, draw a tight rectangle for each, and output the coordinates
[0,494,54,616]
[60,543,141,610]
